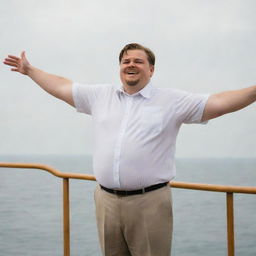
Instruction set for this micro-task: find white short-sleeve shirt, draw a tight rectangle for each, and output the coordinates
[72,82,209,190]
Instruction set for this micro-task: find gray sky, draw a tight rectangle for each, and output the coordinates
[1,0,256,158]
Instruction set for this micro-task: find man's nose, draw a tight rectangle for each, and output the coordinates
[128,62,136,67]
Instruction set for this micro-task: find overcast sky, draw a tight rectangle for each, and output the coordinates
[1,0,255,158]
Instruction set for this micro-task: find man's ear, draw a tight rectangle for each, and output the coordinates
[150,65,155,77]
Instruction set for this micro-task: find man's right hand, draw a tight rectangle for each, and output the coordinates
[3,51,31,75]
[3,51,74,106]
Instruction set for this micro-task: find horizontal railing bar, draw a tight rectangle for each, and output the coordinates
[170,181,256,194]
[0,162,96,181]
[1,162,256,194]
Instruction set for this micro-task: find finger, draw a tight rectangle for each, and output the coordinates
[4,58,19,63]
[4,58,18,64]
[21,51,26,58]
[3,61,18,67]
[11,68,19,72]
[7,55,20,60]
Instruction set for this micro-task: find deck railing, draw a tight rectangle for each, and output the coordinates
[1,162,256,256]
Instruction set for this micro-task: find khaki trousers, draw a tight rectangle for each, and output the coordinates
[94,184,173,256]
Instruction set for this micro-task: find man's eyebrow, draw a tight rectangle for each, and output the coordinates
[122,58,144,61]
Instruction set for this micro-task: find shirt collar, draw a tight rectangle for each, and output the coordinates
[115,82,154,99]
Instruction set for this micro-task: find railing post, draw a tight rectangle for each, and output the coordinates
[63,178,70,256]
[226,192,235,256]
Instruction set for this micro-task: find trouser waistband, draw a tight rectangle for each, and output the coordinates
[100,182,168,196]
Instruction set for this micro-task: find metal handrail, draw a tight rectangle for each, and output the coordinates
[1,162,256,256]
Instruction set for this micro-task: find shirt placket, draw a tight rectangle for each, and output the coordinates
[112,95,133,188]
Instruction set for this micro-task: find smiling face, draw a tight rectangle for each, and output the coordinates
[119,49,154,94]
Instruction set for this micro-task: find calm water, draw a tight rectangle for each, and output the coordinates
[0,155,256,256]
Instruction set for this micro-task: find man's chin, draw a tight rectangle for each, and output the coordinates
[125,79,140,86]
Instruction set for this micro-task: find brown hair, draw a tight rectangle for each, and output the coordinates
[119,43,155,66]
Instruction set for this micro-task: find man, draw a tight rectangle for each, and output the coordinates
[3,43,256,256]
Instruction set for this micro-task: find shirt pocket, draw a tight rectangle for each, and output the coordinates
[140,106,163,136]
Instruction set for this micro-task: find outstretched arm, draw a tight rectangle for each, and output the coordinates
[202,85,256,121]
[3,51,74,106]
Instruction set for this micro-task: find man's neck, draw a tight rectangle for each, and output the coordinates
[123,82,149,95]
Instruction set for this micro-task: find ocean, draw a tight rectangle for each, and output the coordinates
[0,155,256,256]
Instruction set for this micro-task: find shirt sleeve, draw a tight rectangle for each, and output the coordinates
[72,82,108,115]
[174,90,210,124]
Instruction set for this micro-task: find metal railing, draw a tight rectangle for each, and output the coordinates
[1,162,256,256]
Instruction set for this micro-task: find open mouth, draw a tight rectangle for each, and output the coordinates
[126,70,138,75]
[124,67,139,75]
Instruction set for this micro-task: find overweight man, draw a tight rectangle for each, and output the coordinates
[3,43,256,256]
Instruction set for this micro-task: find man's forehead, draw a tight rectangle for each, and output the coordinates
[122,49,147,59]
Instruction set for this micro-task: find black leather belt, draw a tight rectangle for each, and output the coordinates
[100,182,168,196]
